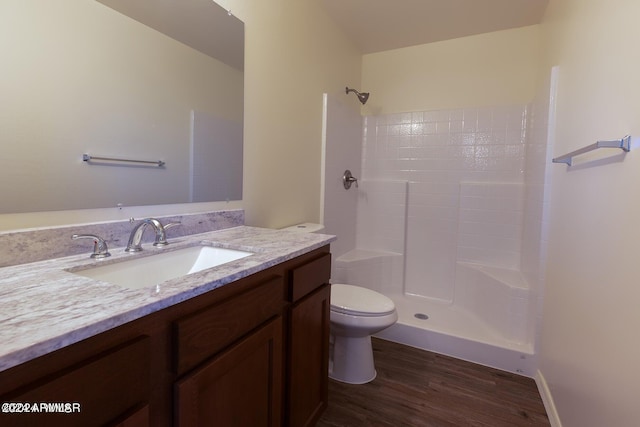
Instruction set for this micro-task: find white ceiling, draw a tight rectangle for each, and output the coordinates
[321,0,549,54]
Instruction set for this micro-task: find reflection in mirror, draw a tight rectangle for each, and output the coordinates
[0,0,244,214]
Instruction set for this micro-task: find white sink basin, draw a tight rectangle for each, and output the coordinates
[71,245,252,289]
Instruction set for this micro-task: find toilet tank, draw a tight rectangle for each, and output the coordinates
[280,223,325,233]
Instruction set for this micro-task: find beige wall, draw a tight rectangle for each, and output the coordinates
[361,25,541,115]
[215,0,362,229]
[0,0,361,231]
[538,0,640,426]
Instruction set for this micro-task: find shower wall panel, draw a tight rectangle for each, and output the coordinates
[355,179,407,254]
[322,94,362,260]
[405,181,459,301]
[522,67,557,350]
[361,105,528,301]
[457,182,524,270]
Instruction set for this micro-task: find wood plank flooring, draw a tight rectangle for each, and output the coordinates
[317,338,550,427]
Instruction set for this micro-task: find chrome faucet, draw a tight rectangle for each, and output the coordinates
[125,218,181,252]
[72,234,111,258]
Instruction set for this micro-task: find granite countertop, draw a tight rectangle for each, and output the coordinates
[0,226,335,372]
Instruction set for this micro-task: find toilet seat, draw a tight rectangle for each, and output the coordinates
[330,284,396,317]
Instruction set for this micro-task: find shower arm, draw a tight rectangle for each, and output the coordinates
[345,86,370,105]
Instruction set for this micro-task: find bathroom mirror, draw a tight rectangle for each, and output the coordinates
[0,0,244,214]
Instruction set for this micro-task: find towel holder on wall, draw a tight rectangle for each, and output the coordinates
[552,135,631,166]
[83,154,165,167]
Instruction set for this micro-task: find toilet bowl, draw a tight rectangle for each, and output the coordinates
[329,284,397,384]
[279,224,397,384]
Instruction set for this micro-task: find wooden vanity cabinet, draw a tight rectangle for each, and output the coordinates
[0,336,151,427]
[0,245,331,427]
[286,253,331,427]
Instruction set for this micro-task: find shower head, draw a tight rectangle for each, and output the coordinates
[346,87,370,105]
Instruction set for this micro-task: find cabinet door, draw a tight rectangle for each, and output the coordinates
[0,336,150,427]
[288,284,330,427]
[175,317,283,427]
[108,404,150,427]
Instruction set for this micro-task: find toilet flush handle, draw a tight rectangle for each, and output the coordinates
[343,170,358,190]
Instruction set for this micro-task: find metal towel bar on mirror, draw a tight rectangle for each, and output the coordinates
[552,135,631,166]
[83,154,165,167]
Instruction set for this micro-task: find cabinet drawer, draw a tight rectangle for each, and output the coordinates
[289,253,331,303]
[0,336,150,427]
[174,275,285,375]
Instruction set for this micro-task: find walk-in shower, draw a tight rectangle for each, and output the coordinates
[322,75,555,376]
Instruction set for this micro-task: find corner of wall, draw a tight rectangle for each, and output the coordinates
[534,369,563,427]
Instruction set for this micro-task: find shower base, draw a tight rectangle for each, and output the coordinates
[375,293,536,376]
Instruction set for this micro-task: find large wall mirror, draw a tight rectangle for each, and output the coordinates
[0,0,244,214]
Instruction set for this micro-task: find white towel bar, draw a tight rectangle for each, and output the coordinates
[82,154,165,167]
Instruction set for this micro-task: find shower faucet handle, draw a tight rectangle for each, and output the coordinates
[343,170,359,189]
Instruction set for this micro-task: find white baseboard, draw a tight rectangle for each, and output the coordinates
[535,369,562,427]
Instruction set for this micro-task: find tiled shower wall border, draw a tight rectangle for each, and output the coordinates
[0,209,244,268]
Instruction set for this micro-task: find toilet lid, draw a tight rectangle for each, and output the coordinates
[330,284,396,316]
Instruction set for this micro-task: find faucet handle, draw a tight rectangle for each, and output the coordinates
[72,234,111,259]
[343,170,359,189]
[153,221,182,247]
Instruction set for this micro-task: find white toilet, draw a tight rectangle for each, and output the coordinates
[329,283,397,384]
[280,223,398,384]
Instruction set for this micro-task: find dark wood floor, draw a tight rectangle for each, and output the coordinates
[317,338,550,427]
